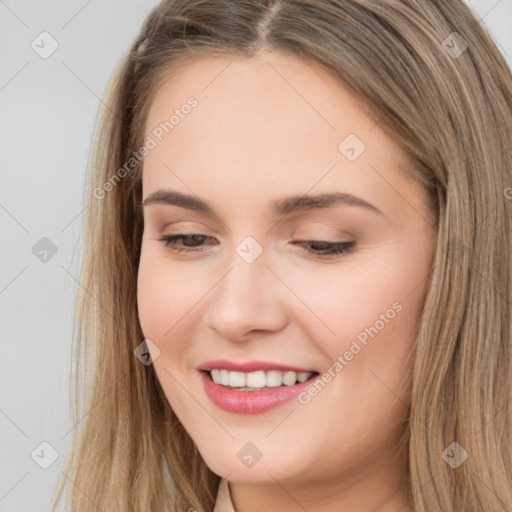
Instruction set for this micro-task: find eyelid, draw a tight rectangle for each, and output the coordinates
[157,232,357,259]
[157,220,221,237]
[290,218,357,236]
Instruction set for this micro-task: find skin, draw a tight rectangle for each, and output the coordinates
[137,49,436,512]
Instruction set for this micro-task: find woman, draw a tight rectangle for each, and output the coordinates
[52,1,512,511]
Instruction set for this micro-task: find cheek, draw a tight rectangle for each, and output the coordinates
[293,244,431,379]
[137,253,167,338]
[136,243,226,373]
[136,246,197,350]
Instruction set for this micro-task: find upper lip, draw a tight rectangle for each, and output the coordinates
[197,359,318,373]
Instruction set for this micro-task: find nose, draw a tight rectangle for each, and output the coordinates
[204,247,288,342]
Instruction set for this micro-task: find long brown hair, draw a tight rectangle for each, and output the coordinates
[52,1,512,510]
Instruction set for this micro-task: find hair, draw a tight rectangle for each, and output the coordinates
[51,0,512,510]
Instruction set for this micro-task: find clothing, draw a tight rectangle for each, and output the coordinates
[213,478,236,512]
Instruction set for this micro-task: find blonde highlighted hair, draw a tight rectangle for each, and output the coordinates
[52,1,512,510]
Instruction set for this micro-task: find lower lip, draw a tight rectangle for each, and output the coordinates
[200,371,317,414]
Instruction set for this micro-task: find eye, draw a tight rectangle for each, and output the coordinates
[157,234,217,253]
[296,240,356,258]
[158,233,356,258]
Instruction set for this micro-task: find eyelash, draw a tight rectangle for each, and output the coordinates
[157,234,356,258]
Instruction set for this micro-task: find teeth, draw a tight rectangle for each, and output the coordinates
[220,369,230,386]
[229,371,246,387]
[297,372,311,383]
[246,371,266,388]
[211,369,220,383]
[266,370,282,387]
[282,371,297,386]
[209,369,315,388]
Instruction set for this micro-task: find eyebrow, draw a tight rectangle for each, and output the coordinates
[142,189,386,218]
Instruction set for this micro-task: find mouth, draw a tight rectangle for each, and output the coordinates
[202,368,318,391]
[197,361,320,414]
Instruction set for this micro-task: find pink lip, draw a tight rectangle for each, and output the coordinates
[199,369,318,414]
[197,359,316,373]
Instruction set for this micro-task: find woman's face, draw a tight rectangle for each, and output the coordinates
[137,50,436,498]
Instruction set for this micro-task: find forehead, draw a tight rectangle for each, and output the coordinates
[141,50,421,220]
[143,49,403,159]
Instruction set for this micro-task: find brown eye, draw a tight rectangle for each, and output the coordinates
[158,234,355,258]
[158,234,217,253]
[296,240,356,257]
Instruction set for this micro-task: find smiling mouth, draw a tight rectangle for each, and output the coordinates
[203,369,319,391]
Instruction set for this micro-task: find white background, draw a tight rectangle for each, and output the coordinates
[0,1,510,510]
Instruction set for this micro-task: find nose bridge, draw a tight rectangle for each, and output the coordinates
[223,233,270,295]
[205,237,286,339]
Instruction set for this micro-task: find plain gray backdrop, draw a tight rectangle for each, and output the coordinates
[1,1,511,510]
